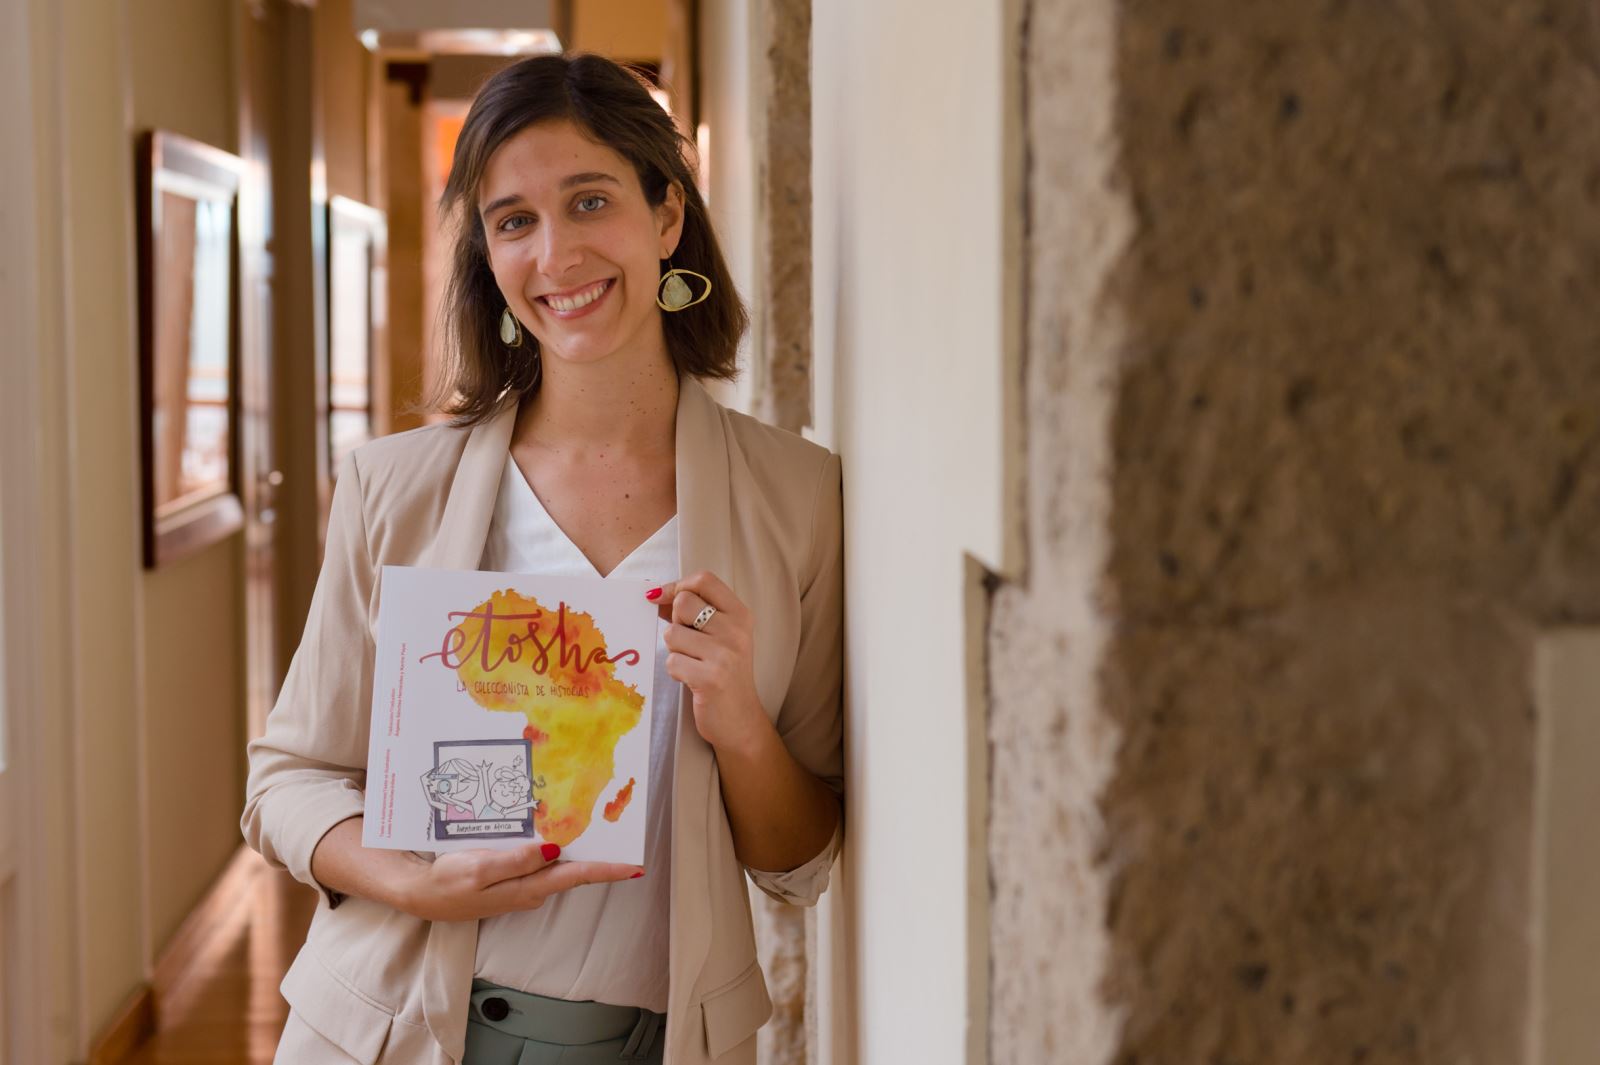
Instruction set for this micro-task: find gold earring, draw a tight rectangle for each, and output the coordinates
[657,258,712,312]
[500,306,523,347]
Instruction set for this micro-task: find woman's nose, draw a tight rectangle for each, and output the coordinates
[538,218,584,277]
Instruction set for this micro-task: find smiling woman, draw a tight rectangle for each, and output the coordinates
[242,49,846,1065]
[431,54,747,425]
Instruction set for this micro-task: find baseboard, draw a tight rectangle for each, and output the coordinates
[86,847,273,1063]
[151,844,268,1002]
[86,984,156,1065]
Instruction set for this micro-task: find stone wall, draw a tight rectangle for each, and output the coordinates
[750,0,818,1061]
[753,0,813,432]
[991,1,1600,1062]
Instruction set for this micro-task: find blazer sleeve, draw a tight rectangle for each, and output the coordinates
[745,450,846,906]
[240,451,376,907]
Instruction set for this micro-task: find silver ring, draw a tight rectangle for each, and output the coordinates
[691,605,717,631]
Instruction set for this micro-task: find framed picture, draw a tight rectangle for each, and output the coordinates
[325,195,386,482]
[135,130,244,569]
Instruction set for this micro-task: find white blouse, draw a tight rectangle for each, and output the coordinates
[473,451,838,1011]
[474,453,681,1012]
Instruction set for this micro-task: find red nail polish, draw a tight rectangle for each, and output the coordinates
[630,870,645,879]
[645,587,662,600]
[541,843,561,861]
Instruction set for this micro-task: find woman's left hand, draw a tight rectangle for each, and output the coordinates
[648,571,770,756]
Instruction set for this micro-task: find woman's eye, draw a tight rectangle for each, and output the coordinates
[499,214,532,232]
[576,194,607,213]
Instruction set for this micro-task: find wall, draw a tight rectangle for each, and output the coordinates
[989,1,1600,1062]
[14,2,113,1058]
[697,0,757,411]
[10,0,251,1055]
[126,0,248,962]
[318,0,372,204]
[571,0,668,62]
[17,0,150,1051]
[809,0,1015,1061]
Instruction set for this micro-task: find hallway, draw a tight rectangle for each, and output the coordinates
[6,0,1600,1063]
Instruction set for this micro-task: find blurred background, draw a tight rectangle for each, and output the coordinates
[3,1,1599,1064]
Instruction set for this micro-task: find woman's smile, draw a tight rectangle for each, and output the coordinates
[537,277,615,319]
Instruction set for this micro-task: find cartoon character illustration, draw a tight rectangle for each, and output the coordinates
[420,757,480,821]
[475,755,542,820]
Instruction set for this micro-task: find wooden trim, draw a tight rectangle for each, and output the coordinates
[151,845,267,1004]
[85,984,156,1065]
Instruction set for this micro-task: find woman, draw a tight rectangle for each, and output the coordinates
[241,53,845,1065]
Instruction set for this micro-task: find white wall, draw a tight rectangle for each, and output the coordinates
[8,1,152,1056]
[696,0,756,412]
[126,0,249,963]
[1533,630,1600,1063]
[811,1,1015,1061]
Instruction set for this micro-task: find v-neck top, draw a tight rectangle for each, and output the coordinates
[474,452,680,1013]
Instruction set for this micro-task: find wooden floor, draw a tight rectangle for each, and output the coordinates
[124,856,317,1065]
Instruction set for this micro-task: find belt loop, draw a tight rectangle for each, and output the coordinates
[620,1009,662,1059]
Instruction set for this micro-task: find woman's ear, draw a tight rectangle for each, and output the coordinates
[657,182,687,256]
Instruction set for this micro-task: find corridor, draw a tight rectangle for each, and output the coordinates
[5,0,1600,1064]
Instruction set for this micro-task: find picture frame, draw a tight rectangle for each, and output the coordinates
[135,129,245,569]
[323,194,386,501]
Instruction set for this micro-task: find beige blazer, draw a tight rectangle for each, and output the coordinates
[241,376,845,1065]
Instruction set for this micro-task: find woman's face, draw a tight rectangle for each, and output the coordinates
[477,118,684,370]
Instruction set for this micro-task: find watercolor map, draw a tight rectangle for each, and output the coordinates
[362,565,659,862]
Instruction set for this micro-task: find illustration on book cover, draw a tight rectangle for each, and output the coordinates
[363,565,659,863]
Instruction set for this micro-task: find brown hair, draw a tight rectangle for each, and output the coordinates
[432,52,746,424]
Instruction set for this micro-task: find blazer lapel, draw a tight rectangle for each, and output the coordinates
[667,376,732,1047]
[422,401,519,570]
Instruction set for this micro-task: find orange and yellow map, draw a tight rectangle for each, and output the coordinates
[365,566,656,862]
[451,588,645,846]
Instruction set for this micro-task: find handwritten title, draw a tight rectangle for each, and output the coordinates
[418,600,640,676]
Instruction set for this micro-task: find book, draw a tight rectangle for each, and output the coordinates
[361,564,660,862]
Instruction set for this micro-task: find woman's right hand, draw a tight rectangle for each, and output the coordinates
[396,843,645,922]
[308,817,643,921]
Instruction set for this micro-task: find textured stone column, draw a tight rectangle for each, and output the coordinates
[751,0,813,433]
[991,1,1600,1063]
[753,895,808,1064]
[749,0,818,1061]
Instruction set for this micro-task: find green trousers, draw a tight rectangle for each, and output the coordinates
[462,980,666,1065]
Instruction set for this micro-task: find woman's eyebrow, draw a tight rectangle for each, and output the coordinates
[480,193,525,218]
[480,173,622,219]
[558,170,621,190]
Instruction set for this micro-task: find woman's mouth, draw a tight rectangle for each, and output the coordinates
[538,278,614,318]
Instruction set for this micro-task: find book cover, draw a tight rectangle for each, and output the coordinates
[362,564,659,862]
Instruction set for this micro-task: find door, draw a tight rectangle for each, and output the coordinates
[238,0,292,740]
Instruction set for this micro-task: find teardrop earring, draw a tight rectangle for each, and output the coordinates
[656,258,713,312]
[500,306,524,347]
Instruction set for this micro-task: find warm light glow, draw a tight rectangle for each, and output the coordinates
[696,122,712,206]
[358,27,562,55]
[417,28,561,56]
